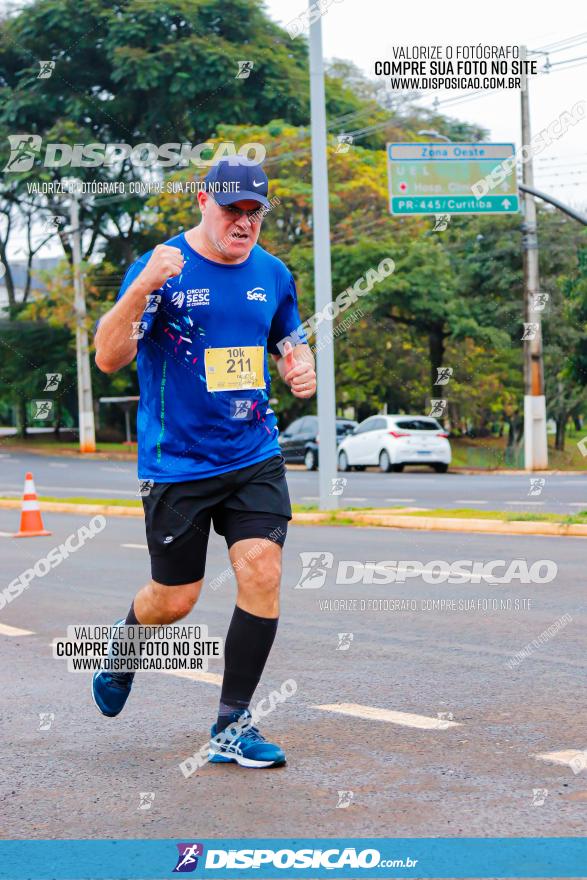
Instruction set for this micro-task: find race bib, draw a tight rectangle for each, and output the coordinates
[204,346,265,391]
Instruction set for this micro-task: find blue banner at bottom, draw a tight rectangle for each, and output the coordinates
[0,838,586,879]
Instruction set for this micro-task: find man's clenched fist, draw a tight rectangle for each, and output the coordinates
[140,245,185,290]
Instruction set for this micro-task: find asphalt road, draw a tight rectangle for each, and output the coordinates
[0,450,586,513]
[1,511,585,839]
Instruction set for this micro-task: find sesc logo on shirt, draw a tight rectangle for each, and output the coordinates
[186,288,210,307]
[246,286,267,302]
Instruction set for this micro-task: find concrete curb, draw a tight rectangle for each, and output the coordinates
[1,499,586,537]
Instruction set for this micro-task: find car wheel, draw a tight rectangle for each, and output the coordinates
[433,463,449,473]
[379,450,392,473]
[338,451,350,472]
[391,463,404,472]
[304,449,317,471]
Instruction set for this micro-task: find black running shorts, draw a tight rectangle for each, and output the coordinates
[142,454,291,586]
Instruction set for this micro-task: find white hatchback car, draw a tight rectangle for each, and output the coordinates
[337,414,451,473]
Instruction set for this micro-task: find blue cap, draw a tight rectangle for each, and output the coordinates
[204,157,270,208]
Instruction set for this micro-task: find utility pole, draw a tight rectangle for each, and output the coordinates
[520,46,548,470]
[308,3,338,509]
[69,182,96,453]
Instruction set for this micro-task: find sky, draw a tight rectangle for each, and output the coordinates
[265,0,587,209]
[3,0,586,262]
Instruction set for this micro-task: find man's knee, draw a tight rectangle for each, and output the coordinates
[235,546,282,594]
[147,579,203,621]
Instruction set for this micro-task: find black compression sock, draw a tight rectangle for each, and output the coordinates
[125,601,140,626]
[217,605,278,732]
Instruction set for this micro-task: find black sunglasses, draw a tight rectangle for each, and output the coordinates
[213,199,266,222]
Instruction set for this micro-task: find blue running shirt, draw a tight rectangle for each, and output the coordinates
[115,233,305,481]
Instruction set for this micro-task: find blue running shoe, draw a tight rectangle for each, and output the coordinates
[92,619,135,717]
[209,709,286,768]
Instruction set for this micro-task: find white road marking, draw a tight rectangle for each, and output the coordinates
[568,503,587,507]
[0,530,14,537]
[342,497,367,502]
[315,702,461,729]
[505,501,545,505]
[301,495,318,501]
[0,622,34,636]
[535,749,587,769]
[121,543,148,549]
[49,462,67,468]
[101,466,132,473]
[385,498,415,502]
[159,669,222,686]
[455,500,488,504]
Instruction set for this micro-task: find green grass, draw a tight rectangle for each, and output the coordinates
[3,496,585,526]
[451,431,587,470]
[389,507,587,524]
[0,495,142,507]
[0,438,136,454]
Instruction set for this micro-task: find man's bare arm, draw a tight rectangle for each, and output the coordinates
[95,245,184,374]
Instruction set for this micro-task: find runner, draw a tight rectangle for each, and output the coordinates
[92,157,316,768]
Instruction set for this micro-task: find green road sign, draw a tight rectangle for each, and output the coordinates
[387,142,519,215]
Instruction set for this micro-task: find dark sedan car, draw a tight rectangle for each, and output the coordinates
[278,415,358,470]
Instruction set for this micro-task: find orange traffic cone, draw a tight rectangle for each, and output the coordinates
[13,472,51,538]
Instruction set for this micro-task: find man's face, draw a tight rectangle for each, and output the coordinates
[199,192,265,260]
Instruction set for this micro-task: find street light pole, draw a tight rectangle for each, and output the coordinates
[520,46,547,470]
[69,184,96,453]
[308,3,338,509]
